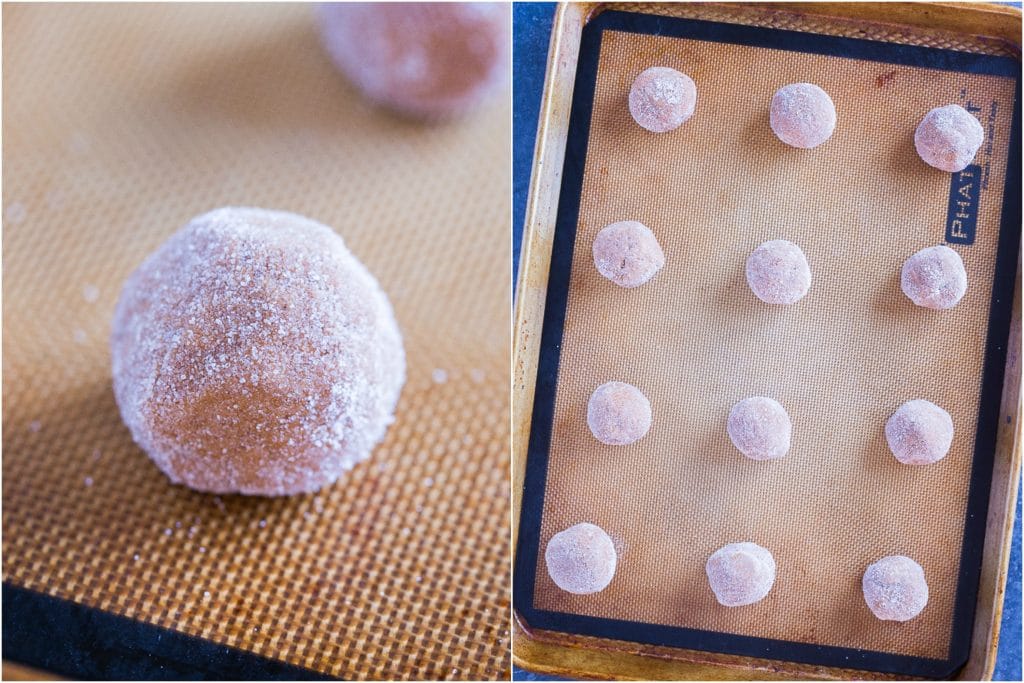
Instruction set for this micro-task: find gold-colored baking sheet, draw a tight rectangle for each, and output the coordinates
[515,5,1019,678]
[2,3,510,680]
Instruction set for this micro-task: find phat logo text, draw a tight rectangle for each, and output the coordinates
[946,165,980,245]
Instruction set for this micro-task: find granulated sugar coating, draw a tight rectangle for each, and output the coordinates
[769,83,836,149]
[317,3,509,119]
[885,399,954,465]
[592,220,665,288]
[706,542,776,607]
[914,104,985,172]
[587,381,652,446]
[727,396,791,461]
[901,245,968,310]
[110,207,405,496]
[862,555,929,621]
[545,522,617,595]
[746,239,812,304]
[628,66,697,133]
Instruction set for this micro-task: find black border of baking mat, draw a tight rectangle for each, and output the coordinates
[1,583,333,680]
[513,9,1021,680]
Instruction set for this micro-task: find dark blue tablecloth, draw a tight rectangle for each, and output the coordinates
[511,3,1021,680]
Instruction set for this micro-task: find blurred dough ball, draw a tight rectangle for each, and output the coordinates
[727,396,791,461]
[317,3,510,119]
[110,207,405,496]
[545,522,617,594]
[901,245,967,310]
[592,220,665,288]
[885,399,954,465]
[862,555,929,621]
[769,83,836,149]
[746,239,812,304]
[628,66,697,133]
[587,381,652,446]
[706,542,776,607]
[914,104,984,172]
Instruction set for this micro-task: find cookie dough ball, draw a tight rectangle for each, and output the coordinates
[628,66,697,133]
[592,220,665,288]
[317,3,510,119]
[769,83,837,149]
[545,522,617,594]
[728,397,791,461]
[862,555,929,621]
[706,542,776,607]
[111,207,406,496]
[885,399,954,465]
[746,239,812,304]
[587,381,652,446]
[901,245,967,310]
[914,104,985,172]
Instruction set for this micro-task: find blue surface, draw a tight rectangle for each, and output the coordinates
[994,488,1022,681]
[511,3,1021,680]
[512,2,557,284]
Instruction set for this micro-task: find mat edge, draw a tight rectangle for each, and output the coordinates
[1,582,335,681]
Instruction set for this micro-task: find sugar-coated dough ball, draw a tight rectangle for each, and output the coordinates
[863,555,929,621]
[914,104,984,172]
[545,522,617,594]
[706,542,776,607]
[592,220,665,288]
[901,245,967,310]
[317,3,509,119]
[770,83,836,149]
[628,66,697,133]
[111,207,405,496]
[728,397,791,461]
[746,239,812,304]
[885,399,954,465]
[587,381,652,446]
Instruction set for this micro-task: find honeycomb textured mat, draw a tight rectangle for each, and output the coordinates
[2,4,510,680]
[528,17,1016,663]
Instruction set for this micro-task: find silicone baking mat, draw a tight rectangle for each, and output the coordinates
[2,3,510,680]
[514,9,1020,679]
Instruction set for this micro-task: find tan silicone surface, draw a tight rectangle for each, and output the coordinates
[2,4,510,679]
[531,25,1016,661]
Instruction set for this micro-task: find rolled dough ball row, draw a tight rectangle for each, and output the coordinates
[544,525,778,603]
[725,395,953,466]
[590,388,953,467]
[627,67,984,171]
[626,71,838,149]
[545,530,929,621]
[709,547,930,620]
[745,240,969,309]
[593,227,968,313]
[590,224,808,299]
[744,239,968,310]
